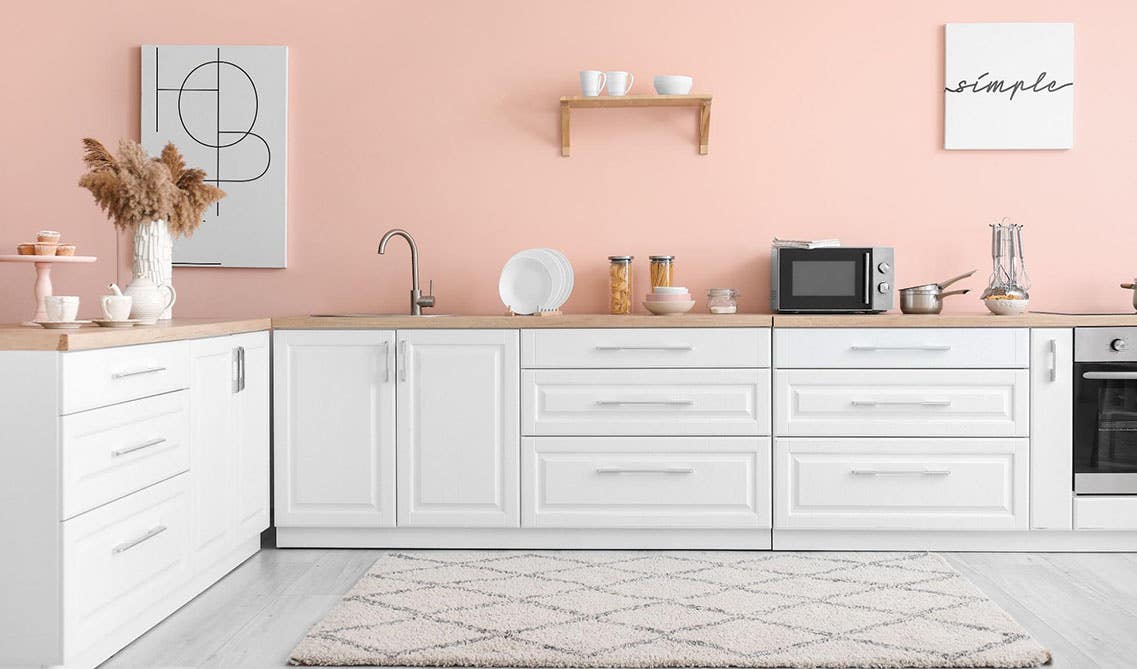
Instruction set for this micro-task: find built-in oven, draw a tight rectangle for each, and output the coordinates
[1074,327,1137,494]
[770,247,894,313]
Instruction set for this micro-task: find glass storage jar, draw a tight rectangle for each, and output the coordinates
[609,256,634,314]
[649,256,675,289]
[707,288,738,314]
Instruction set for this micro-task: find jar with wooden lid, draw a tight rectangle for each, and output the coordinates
[649,255,675,289]
[609,255,633,314]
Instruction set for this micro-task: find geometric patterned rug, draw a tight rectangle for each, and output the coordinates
[290,551,1051,668]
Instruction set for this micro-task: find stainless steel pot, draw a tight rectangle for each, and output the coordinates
[899,270,976,314]
[1121,281,1137,311]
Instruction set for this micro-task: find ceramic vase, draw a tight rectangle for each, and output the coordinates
[132,219,174,319]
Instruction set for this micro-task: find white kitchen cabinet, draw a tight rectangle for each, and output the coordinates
[397,330,520,527]
[522,328,770,369]
[189,331,271,571]
[1030,329,1074,529]
[773,328,1029,369]
[273,330,396,528]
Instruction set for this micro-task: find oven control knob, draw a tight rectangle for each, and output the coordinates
[877,282,891,294]
[1111,338,1128,352]
[877,262,891,274]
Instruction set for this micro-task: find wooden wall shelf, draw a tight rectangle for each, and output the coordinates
[559,94,712,157]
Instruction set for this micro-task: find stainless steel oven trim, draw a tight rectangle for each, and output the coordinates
[1076,472,1137,495]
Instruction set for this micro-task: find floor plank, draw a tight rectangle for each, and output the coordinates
[100,549,1137,668]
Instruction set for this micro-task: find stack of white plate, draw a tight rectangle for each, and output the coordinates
[499,248,574,315]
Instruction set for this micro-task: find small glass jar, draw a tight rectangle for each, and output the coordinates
[707,288,738,314]
[609,256,633,314]
[649,256,675,289]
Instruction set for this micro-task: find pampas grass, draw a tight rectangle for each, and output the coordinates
[78,138,225,236]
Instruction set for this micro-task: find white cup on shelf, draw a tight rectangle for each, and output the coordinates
[605,71,634,96]
[579,70,606,97]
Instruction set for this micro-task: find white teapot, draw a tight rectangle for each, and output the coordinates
[124,275,176,324]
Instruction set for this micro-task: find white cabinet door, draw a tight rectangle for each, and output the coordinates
[274,330,396,528]
[1031,329,1073,529]
[397,330,520,527]
[233,331,270,537]
[188,336,238,570]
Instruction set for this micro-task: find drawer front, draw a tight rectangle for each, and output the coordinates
[523,369,771,436]
[774,369,1028,437]
[523,437,770,528]
[521,328,770,369]
[61,391,190,519]
[62,341,190,414]
[62,473,191,658]
[773,328,1029,369]
[774,438,1028,530]
[1074,497,1137,530]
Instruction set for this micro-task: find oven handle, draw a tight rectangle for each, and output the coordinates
[1082,371,1137,380]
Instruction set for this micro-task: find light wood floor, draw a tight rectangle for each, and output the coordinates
[101,548,1137,669]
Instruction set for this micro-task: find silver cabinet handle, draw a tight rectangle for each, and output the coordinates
[1049,339,1058,383]
[399,340,407,382]
[595,345,694,352]
[111,437,167,457]
[112,525,167,554]
[111,366,167,379]
[238,346,246,392]
[595,400,696,406]
[851,399,952,407]
[383,340,391,383]
[596,466,695,474]
[849,345,951,352]
[1083,371,1137,380]
[851,469,951,477]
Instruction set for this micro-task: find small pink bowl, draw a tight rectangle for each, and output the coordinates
[645,292,691,302]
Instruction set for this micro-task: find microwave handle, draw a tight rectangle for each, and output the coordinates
[1083,371,1137,380]
[863,251,871,305]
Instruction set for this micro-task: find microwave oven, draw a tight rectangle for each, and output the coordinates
[770,247,894,313]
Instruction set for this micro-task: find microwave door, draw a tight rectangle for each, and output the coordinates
[778,248,870,312]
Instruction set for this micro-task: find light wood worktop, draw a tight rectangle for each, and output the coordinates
[772,312,1137,327]
[0,318,272,351]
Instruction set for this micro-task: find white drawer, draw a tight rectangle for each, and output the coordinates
[523,437,770,528]
[521,328,770,369]
[774,369,1028,437]
[773,328,1029,368]
[62,341,190,414]
[61,391,190,519]
[774,438,1028,530]
[1074,497,1137,530]
[62,473,191,659]
[523,369,770,436]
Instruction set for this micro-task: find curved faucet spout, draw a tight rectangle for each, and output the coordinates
[377,228,433,315]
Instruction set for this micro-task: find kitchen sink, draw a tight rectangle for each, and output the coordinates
[310,313,452,318]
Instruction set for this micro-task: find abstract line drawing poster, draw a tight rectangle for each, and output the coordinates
[142,45,288,267]
[944,23,1074,150]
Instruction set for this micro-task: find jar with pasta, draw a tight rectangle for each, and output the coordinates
[649,255,675,289]
[608,255,633,314]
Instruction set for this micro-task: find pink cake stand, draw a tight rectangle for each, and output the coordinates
[0,255,98,325]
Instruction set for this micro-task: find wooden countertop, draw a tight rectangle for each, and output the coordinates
[0,318,272,351]
[273,312,1137,330]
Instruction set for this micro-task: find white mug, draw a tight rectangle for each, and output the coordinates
[605,71,634,96]
[579,70,606,97]
[45,295,79,322]
[101,295,133,321]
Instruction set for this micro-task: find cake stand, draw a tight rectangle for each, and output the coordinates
[0,255,98,325]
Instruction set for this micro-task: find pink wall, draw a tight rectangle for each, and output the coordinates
[2,1,1135,321]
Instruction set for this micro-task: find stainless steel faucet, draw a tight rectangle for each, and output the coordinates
[378,228,435,315]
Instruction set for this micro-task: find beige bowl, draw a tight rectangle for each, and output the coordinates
[984,298,1029,316]
[643,299,696,315]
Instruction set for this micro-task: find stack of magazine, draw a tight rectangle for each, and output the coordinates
[771,238,841,249]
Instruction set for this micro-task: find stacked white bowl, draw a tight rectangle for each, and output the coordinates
[644,286,695,315]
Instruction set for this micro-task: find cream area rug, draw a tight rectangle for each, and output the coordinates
[290,551,1050,668]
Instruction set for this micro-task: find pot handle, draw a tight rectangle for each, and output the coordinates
[938,270,977,290]
[158,284,177,314]
[939,289,971,298]
[1121,283,1135,290]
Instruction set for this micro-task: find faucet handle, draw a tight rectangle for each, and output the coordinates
[418,280,436,309]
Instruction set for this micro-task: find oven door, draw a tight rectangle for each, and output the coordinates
[1074,362,1137,494]
[776,248,871,312]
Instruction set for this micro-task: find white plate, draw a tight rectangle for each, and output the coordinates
[499,252,555,315]
[524,249,565,311]
[34,320,93,329]
[539,248,574,310]
[92,319,141,328]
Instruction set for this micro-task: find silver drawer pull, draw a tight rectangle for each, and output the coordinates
[1082,371,1137,380]
[851,469,951,477]
[850,345,951,352]
[851,399,952,407]
[594,345,694,352]
[111,437,167,457]
[596,466,695,474]
[595,400,696,406]
[111,525,168,554]
[111,366,167,379]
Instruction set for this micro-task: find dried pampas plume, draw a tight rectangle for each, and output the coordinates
[78,138,225,237]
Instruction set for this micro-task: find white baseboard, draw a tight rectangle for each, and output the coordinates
[276,527,773,550]
[774,529,1137,552]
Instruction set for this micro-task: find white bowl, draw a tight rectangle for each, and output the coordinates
[984,298,1029,316]
[652,286,689,295]
[643,299,696,315]
[653,75,693,95]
